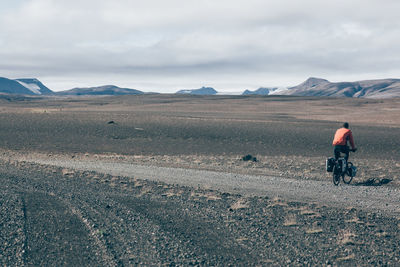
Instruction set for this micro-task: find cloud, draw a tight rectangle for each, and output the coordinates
[0,0,400,91]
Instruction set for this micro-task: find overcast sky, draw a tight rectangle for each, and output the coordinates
[0,0,399,92]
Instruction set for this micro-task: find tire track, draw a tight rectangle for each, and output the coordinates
[0,174,112,266]
[66,192,164,265]
[68,205,117,267]
[19,191,104,266]
[0,163,162,265]
[20,196,28,267]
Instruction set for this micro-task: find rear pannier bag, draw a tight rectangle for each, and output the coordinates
[326,157,335,172]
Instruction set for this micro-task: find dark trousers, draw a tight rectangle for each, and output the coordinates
[334,145,349,161]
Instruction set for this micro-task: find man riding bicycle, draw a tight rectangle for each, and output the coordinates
[332,122,357,161]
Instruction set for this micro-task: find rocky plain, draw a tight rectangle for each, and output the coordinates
[0,94,399,266]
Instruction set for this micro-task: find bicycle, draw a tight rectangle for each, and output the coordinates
[327,149,357,186]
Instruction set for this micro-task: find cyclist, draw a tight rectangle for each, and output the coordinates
[332,122,357,161]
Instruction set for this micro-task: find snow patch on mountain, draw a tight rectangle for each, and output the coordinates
[16,80,42,94]
[176,87,217,95]
[269,87,290,95]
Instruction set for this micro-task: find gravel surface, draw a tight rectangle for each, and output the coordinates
[25,156,400,216]
[1,156,400,266]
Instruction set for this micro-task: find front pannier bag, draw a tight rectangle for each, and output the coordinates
[346,162,357,177]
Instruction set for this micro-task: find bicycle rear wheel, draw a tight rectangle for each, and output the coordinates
[333,168,340,186]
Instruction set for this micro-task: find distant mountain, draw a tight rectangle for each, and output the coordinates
[1,75,398,98]
[176,87,217,95]
[279,77,400,98]
[289,77,330,91]
[57,85,143,96]
[242,87,278,95]
[0,77,52,95]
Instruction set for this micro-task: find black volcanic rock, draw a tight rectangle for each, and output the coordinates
[283,77,400,98]
[0,77,53,95]
[57,85,143,96]
[176,87,217,95]
[242,87,277,95]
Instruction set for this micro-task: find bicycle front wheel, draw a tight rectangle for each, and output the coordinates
[343,174,353,184]
[343,163,354,184]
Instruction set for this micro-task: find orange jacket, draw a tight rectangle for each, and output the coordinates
[333,128,355,149]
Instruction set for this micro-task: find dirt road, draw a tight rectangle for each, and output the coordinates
[29,156,400,215]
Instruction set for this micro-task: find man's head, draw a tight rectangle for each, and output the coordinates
[343,122,349,129]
